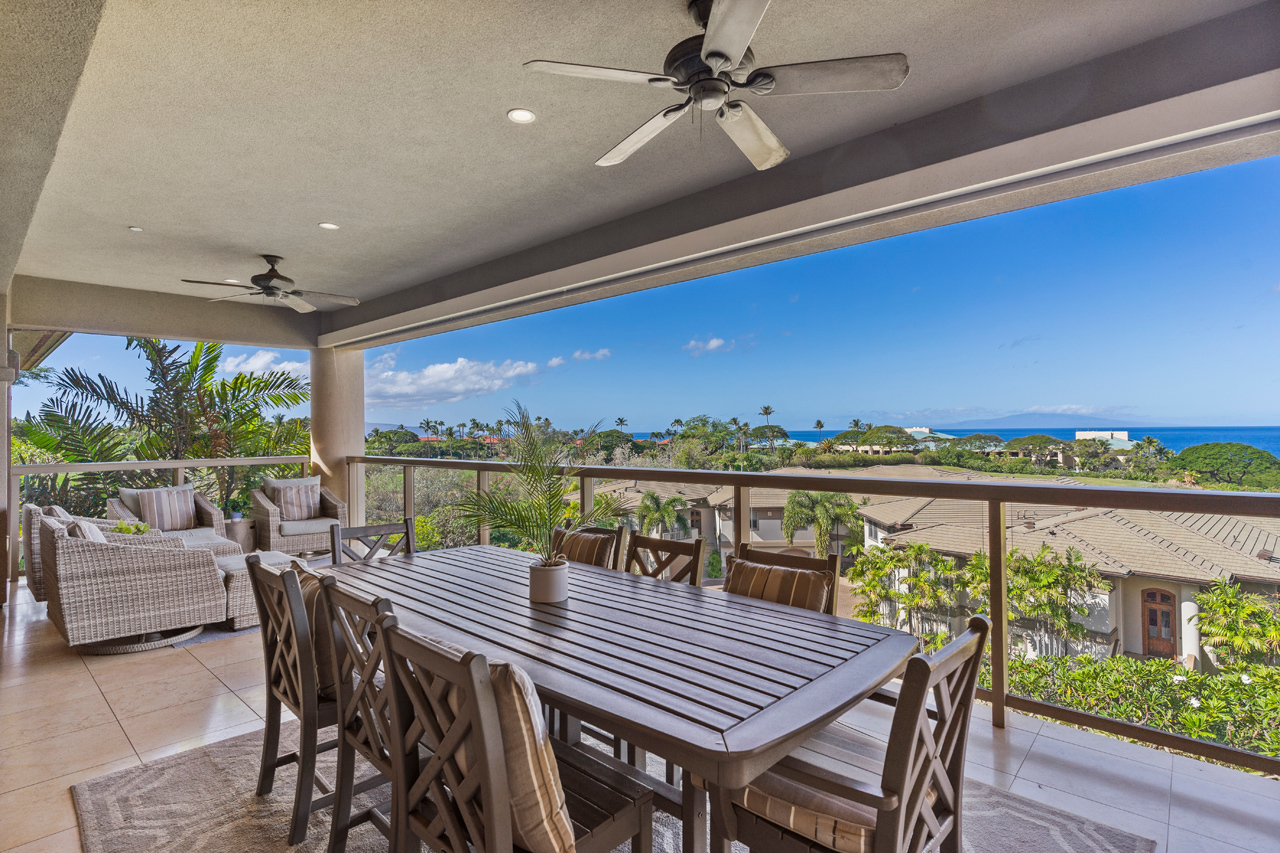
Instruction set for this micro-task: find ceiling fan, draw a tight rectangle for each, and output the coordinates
[524,0,908,171]
[182,255,360,314]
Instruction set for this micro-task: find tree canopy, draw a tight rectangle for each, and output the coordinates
[859,425,919,450]
[1173,442,1280,485]
[951,433,1005,452]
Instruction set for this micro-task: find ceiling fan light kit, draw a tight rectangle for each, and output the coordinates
[181,255,361,313]
[525,0,907,170]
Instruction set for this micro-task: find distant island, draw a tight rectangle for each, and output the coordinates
[938,413,1162,430]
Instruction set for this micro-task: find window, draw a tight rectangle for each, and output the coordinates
[750,510,759,530]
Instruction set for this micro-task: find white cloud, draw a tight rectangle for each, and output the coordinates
[573,349,611,361]
[547,356,566,368]
[684,336,731,357]
[221,350,309,377]
[365,353,539,408]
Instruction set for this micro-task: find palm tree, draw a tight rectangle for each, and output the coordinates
[814,419,825,442]
[615,417,628,429]
[848,418,866,431]
[635,491,690,539]
[759,405,775,427]
[782,491,861,558]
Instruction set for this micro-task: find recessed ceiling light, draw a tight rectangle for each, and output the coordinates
[127,226,143,232]
[223,279,240,283]
[507,108,536,124]
[318,222,340,230]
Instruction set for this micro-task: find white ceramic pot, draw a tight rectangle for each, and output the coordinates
[529,558,569,603]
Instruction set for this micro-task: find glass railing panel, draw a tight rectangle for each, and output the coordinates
[412,465,483,549]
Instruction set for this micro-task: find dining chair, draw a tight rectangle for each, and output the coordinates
[710,615,992,853]
[313,575,399,853]
[377,614,659,853]
[551,525,623,570]
[246,555,339,846]
[624,533,705,586]
[330,517,415,565]
[725,543,840,615]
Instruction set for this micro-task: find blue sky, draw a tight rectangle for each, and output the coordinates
[15,153,1280,432]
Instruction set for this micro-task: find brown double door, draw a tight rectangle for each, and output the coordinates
[1143,589,1176,658]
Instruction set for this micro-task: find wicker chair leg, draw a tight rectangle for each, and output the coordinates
[326,737,358,853]
[230,614,260,630]
[289,722,319,846]
[258,695,282,797]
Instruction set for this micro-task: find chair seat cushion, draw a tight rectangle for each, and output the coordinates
[214,551,293,576]
[279,517,339,537]
[162,526,219,540]
[165,530,243,558]
[734,768,879,853]
[725,558,830,613]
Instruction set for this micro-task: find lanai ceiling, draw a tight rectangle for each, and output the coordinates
[5,0,1280,348]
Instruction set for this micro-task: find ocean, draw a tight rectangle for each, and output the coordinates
[633,427,1280,455]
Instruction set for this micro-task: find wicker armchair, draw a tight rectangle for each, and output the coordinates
[250,486,347,555]
[39,516,228,649]
[21,505,164,602]
[107,490,241,557]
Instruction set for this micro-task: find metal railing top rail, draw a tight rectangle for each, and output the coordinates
[349,455,1280,518]
[13,455,310,477]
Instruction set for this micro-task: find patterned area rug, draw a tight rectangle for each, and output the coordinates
[72,726,1155,853]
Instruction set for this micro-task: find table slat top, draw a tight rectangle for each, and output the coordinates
[322,545,916,784]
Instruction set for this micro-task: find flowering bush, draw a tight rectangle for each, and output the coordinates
[984,653,1280,757]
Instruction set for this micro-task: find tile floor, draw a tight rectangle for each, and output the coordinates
[3,578,1279,853]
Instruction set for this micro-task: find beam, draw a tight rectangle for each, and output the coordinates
[10,276,320,348]
[0,0,106,295]
[319,2,1280,349]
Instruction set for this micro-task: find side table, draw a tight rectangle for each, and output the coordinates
[225,517,256,554]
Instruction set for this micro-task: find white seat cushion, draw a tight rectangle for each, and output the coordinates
[161,526,218,540]
[214,551,293,576]
[279,517,338,537]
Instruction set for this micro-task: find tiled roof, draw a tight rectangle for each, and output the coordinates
[594,479,720,510]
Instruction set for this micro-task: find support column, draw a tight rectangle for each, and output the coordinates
[2,304,14,601]
[310,347,365,526]
[1179,584,1201,670]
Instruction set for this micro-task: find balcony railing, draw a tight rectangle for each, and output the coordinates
[352,453,1280,778]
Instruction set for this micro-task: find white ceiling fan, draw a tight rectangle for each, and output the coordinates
[525,0,909,170]
[182,255,360,314]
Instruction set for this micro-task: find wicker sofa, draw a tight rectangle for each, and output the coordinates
[39,515,293,648]
[250,485,347,554]
[106,488,242,557]
[21,504,166,602]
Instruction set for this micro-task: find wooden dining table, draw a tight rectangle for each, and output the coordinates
[321,544,917,853]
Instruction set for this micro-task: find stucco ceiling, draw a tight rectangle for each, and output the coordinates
[13,0,1267,313]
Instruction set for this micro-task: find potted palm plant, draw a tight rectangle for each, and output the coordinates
[458,403,626,602]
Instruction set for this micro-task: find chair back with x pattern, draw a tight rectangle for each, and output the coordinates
[624,533,705,586]
[876,615,990,853]
[379,616,514,853]
[317,576,398,775]
[330,517,415,565]
[247,557,318,720]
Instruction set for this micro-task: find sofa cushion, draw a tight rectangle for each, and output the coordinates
[276,482,320,521]
[133,485,197,531]
[725,557,830,614]
[279,517,338,537]
[214,551,293,575]
[732,766,880,853]
[161,526,219,540]
[262,475,321,502]
[67,520,108,543]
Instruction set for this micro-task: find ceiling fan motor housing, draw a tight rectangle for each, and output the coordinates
[664,35,756,114]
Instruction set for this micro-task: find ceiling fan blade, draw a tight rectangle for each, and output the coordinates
[596,99,693,166]
[206,291,260,303]
[716,100,789,170]
[524,60,676,88]
[751,54,909,95]
[278,293,317,313]
[702,0,771,74]
[182,279,258,289]
[292,289,361,307]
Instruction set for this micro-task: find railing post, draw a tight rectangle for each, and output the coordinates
[732,485,750,553]
[348,460,366,526]
[477,470,491,546]
[987,500,1009,729]
[172,466,185,486]
[7,473,19,583]
[403,465,415,521]
[579,475,594,519]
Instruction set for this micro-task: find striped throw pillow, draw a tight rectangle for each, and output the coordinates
[725,557,831,613]
[45,506,74,521]
[135,486,196,531]
[276,483,320,521]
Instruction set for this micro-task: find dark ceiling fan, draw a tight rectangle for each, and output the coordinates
[525,0,908,170]
[182,255,360,314]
